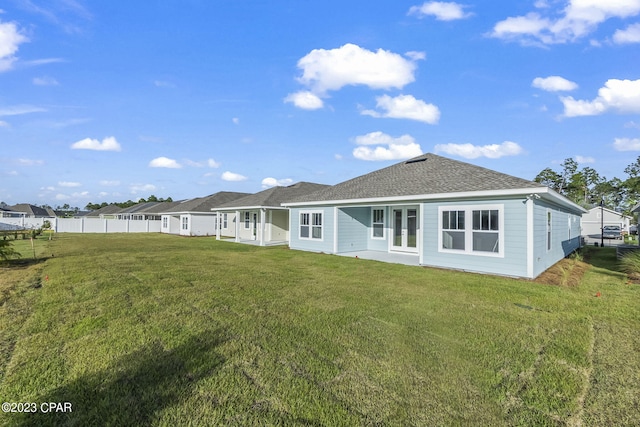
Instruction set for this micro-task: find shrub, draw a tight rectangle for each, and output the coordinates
[619,250,640,280]
[0,239,20,262]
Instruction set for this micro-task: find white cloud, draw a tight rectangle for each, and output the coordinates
[261,177,294,188]
[613,22,640,43]
[405,51,426,61]
[284,91,324,110]
[0,20,28,72]
[575,155,595,163]
[99,180,120,186]
[130,183,157,194]
[353,131,416,146]
[183,158,221,168]
[295,43,417,95]
[221,171,248,182]
[489,0,640,45]
[0,104,46,116]
[352,131,423,161]
[232,117,240,124]
[17,158,44,166]
[58,181,81,187]
[532,76,578,92]
[561,79,640,117]
[434,141,524,159]
[0,120,7,127]
[361,94,440,124]
[149,156,182,168]
[408,2,472,21]
[613,137,640,151]
[33,76,59,86]
[71,136,122,151]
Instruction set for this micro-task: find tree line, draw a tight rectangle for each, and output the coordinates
[84,195,174,211]
[534,156,640,215]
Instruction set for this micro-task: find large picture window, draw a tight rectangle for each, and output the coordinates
[372,208,384,238]
[439,205,503,257]
[300,211,322,240]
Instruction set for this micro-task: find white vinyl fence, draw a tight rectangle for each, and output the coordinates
[0,217,161,233]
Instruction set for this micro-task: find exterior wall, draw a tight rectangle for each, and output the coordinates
[581,207,630,235]
[188,213,217,236]
[337,207,369,252]
[237,210,258,241]
[532,200,582,277]
[269,210,288,241]
[288,207,335,253]
[219,212,237,238]
[421,198,529,278]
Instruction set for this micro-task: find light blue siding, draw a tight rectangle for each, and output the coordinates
[337,207,369,252]
[288,207,335,253]
[421,198,529,277]
[532,200,581,277]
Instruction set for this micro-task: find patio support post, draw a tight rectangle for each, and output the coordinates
[260,208,266,246]
[235,210,240,242]
[216,211,221,240]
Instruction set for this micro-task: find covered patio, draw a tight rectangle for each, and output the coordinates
[336,250,420,266]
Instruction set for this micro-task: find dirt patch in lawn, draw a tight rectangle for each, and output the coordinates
[534,258,590,287]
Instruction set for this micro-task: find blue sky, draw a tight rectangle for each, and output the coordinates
[1,0,639,207]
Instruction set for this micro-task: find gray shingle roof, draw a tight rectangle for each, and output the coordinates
[9,204,52,217]
[216,182,329,209]
[163,192,251,213]
[84,204,124,217]
[288,154,543,203]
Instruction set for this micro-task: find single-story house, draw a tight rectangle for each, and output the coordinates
[2,204,55,218]
[160,192,249,236]
[213,182,329,246]
[282,153,586,279]
[581,206,631,236]
[84,204,125,219]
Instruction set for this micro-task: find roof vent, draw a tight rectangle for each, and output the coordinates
[405,158,427,164]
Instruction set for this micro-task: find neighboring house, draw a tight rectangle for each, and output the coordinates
[117,202,165,220]
[4,204,54,218]
[283,154,586,279]
[581,206,631,236]
[213,182,329,246]
[160,192,249,236]
[84,204,124,219]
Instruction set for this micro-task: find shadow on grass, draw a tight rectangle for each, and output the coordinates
[581,246,625,278]
[0,257,51,269]
[11,329,227,426]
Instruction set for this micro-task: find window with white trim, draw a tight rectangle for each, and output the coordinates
[181,216,189,230]
[442,210,466,250]
[223,213,228,229]
[372,208,384,238]
[547,210,552,251]
[472,209,499,253]
[300,211,323,240]
[244,212,250,229]
[439,205,503,256]
[162,217,168,228]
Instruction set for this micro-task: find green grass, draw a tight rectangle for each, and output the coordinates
[1,234,638,426]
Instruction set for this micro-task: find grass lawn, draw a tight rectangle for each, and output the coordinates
[1,234,638,426]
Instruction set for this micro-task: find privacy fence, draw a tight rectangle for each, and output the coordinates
[0,217,161,233]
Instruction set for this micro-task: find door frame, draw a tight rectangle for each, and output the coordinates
[390,205,419,254]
